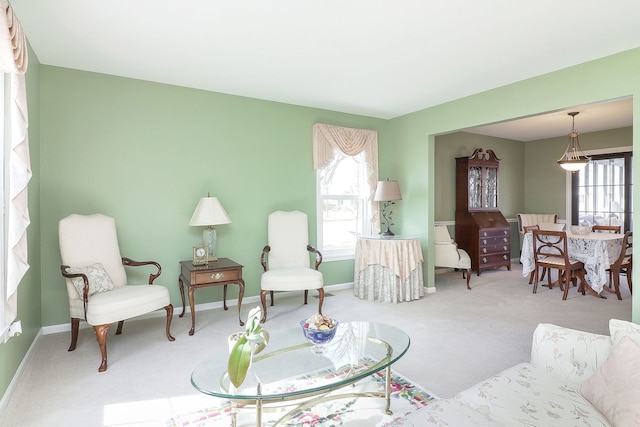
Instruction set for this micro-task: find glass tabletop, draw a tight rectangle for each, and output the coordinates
[191,321,410,401]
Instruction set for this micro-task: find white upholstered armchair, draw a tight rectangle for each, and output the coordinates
[434,225,471,289]
[517,213,560,250]
[59,214,174,372]
[260,211,324,323]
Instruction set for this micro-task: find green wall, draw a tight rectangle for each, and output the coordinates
[524,127,633,215]
[388,47,639,323]
[38,66,389,326]
[0,45,41,400]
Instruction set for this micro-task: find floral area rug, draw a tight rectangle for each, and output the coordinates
[166,369,437,427]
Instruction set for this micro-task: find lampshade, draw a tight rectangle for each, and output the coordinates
[189,196,231,262]
[189,197,231,226]
[557,112,590,172]
[374,180,402,237]
[374,180,402,201]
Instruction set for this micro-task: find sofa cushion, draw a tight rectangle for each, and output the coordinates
[609,318,640,347]
[455,362,611,426]
[530,323,612,383]
[576,336,640,426]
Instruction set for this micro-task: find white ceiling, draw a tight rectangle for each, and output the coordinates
[9,0,640,139]
[465,97,633,141]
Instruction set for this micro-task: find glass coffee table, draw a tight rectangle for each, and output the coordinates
[191,321,410,426]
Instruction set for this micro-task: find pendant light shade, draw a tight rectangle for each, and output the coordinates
[557,112,590,171]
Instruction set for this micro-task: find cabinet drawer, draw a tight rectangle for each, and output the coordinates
[479,229,509,238]
[480,244,509,255]
[193,269,240,284]
[479,253,510,265]
[480,236,510,246]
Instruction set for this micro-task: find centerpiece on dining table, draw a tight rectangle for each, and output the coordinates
[569,225,591,235]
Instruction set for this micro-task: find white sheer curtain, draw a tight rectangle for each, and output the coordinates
[312,123,379,232]
[1,0,31,343]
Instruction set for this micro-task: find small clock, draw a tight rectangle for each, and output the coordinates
[192,244,208,266]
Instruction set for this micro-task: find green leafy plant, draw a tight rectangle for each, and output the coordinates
[228,306,269,388]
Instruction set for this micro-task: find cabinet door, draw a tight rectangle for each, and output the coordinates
[484,166,498,209]
[468,166,482,209]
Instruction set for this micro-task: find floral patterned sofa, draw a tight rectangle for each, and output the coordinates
[408,320,640,426]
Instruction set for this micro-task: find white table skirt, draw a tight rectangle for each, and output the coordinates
[354,264,424,303]
[353,237,424,303]
[521,232,623,294]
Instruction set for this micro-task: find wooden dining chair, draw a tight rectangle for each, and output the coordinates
[524,225,549,285]
[608,231,632,300]
[531,230,587,300]
[592,225,621,233]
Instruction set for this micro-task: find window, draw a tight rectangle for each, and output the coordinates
[572,152,633,231]
[317,148,371,260]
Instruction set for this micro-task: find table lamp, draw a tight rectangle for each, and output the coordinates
[374,180,402,236]
[189,195,231,261]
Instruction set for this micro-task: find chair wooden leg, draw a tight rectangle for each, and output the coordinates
[317,288,325,314]
[303,289,309,304]
[164,304,175,341]
[575,269,587,297]
[260,290,269,323]
[269,290,275,306]
[68,318,80,352]
[532,269,539,294]
[611,269,623,300]
[94,324,110,372]
[465,268,471,289]
[627,267,633,295]
[116,320,124,335]
[562,271,571,300]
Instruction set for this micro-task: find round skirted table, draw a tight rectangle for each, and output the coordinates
[353,236,424,303]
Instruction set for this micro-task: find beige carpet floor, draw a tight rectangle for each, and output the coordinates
[0,263,632,426]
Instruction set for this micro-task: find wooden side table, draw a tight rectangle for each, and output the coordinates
[178,258,245,335]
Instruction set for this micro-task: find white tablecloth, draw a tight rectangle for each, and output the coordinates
[353,237,424,303]
[521,232,623,294]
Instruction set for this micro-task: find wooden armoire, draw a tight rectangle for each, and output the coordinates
[455,148,511,276]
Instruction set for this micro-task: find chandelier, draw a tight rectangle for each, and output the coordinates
[557,112,590,171]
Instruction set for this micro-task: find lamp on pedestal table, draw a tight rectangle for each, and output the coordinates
[374,180,402,237]
[189,196,231,261]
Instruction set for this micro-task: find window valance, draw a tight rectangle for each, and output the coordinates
[0,0,28,74]
[312,123,378,171]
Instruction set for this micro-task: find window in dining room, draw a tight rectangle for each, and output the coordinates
[571,152,632,232]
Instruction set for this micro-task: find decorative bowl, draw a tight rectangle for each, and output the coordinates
[570,225,591,235]
[300,319,338,352]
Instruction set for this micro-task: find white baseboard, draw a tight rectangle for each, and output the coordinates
[0,328,43,414]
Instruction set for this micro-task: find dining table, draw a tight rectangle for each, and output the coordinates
[520,230,624,297]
